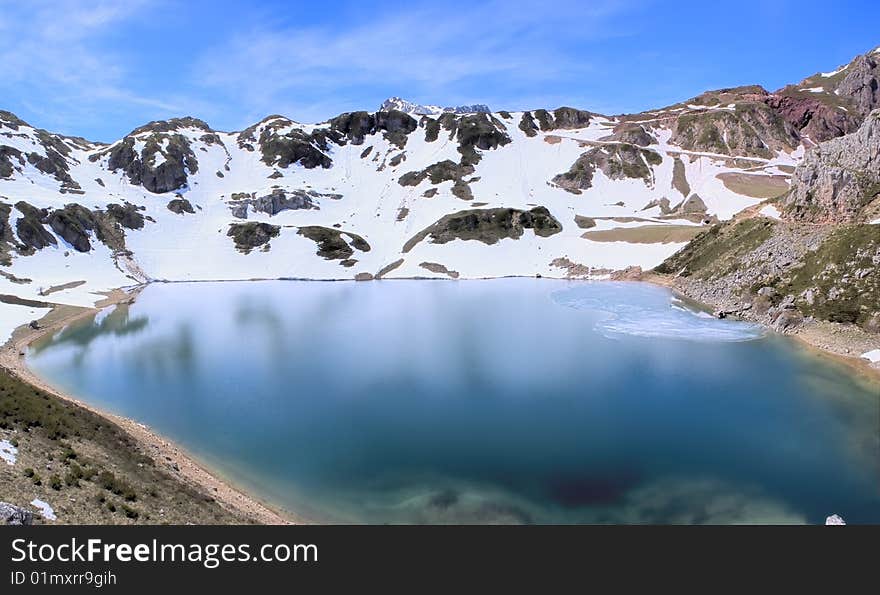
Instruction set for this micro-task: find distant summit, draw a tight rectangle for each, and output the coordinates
[379,96,491,116]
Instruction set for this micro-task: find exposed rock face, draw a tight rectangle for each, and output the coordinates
[167,198,195,214]
[297,226,370,261]
[419,261,460,278]
[399,160,474,187]
[46,204,96,252]
[531,107,592,131]
[455,113,511,165]
[518,112,538,137]
[0,146,23,178]
[1,502,34,525]
[765,93,860,142]
[227,222,280,253]
[403,206,562,252]
[553,144,662,191]
[105,202,145,230]
[783,110,880,223]
[602,123,656,146]
[14,201,56,251]
[229,188,321,219]
[106,133,199,194]
[238,117,333,170]
[833,53,880,117]
[329,110,418,148]
[671,102,800,158]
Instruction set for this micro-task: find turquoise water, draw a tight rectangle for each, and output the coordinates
[26,279,880,524]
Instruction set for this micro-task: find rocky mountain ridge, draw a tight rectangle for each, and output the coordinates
[2,46,880,346]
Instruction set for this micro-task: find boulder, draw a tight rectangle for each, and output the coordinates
[0,502,34,525]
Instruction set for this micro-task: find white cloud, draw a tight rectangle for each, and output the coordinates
[195,0,632,122]
[0,0,177,135]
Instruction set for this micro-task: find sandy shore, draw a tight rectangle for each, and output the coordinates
[0,287,295,525]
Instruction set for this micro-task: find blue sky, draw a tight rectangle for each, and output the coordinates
[1,0,878,141]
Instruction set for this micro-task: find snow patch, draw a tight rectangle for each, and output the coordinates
[820,65,846,77]
[0,439,17,465]
[803,86,825,93]
[861,349,880,363]
[30,499,56,521]
[759,205,782,219]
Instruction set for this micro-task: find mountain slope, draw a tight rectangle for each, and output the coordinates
[656,107,880,347]
[3,46,880,341]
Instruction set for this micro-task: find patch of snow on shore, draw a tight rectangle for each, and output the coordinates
[0,439,17,465]
[30,499,56,521]
[0,303,45,345]
[861,349,880,363]
[759,205,782,219]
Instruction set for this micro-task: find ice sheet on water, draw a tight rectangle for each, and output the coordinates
[552,283,765,342]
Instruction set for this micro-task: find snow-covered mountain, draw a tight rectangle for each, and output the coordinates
[379,97,491,116]
[1,47,879,338]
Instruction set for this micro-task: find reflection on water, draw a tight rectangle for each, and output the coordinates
[27,279,880,524]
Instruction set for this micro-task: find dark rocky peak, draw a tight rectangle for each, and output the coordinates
[129,117,213,137]
[519,107,594,136]
[455,113,511,165]
[379,97,491,116]
[0,117,83,190]
[328,109,417,148]
[529,107,593,131]
[238,116,333,170]
[91,117,225,193]
[832,52,880,117]
[768,47,880,142]
[0,110,29,131]
[547,107,593,130]
[101,132,199,194]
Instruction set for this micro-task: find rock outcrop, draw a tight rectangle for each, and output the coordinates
[105,133,199,194]
[227,222,280,253]
[229,188,324,219]
[403,206,562,252]
[0,502,34,525]
[553,144,662,192]
[783,109,880,223]
[297,226,370,263]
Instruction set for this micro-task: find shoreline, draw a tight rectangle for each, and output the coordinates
[0,287,297,526]
[640,271,880,383]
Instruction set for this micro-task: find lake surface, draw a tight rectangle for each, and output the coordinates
[27,279,880,524]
